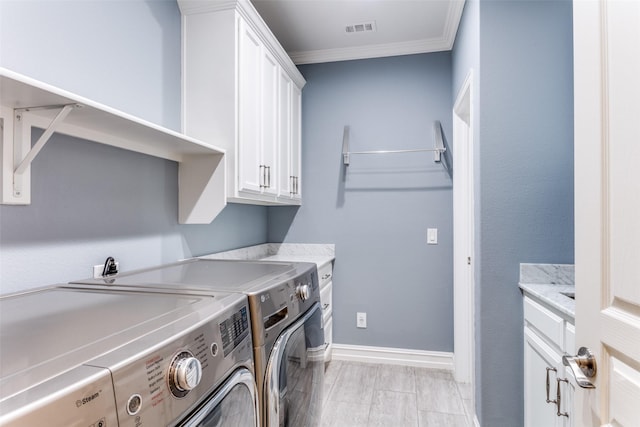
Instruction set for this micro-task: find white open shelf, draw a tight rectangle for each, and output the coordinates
[0,67,226,224]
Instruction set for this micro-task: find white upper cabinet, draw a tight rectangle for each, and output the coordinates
[179,0,306,205]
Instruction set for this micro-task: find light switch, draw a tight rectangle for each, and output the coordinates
[427,228,438,245]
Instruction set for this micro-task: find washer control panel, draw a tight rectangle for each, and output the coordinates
[219,306,250,357]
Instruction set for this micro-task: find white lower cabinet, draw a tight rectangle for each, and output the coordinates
[318,261,334,362]
[524,297,575,427]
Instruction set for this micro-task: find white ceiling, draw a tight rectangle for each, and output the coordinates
[250,0,465,64]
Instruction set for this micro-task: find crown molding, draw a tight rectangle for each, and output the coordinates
[289,38,450,65]
[290,0,465,65]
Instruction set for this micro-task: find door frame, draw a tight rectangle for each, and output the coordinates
[453,69,475,390]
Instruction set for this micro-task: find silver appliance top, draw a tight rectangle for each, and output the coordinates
[0,286,253,427]
[70,258,315,295]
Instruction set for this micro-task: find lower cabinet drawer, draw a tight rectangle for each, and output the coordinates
[524,297,564,349]
[323,316,333,361]
[320,282,332,322]
[318,262,333,287]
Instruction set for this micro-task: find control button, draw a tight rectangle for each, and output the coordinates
[96,418,106,427]
[296,284,310,301]
[126,394,142,415]
[211,342,219,357]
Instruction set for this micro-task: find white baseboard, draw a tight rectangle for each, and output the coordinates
[331,343,454,370]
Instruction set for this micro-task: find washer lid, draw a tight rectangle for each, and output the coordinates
[71,259,312,294]
[0,286,241,400]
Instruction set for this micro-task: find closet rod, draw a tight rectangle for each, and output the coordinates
[348,148,444,155]
[342,122,446,166]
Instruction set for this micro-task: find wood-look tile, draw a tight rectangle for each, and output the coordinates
[418,411,470,427]
[462,398,474,424]
[327,362,378,405]
[415,370,465,414]
[457,382,473,400]
[324,360,343,385]
[367,390,419,427]
[415,367,454,380]
[373,364,416,393]
[321,401,370,427]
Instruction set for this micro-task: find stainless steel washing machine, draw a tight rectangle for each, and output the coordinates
[0,285,258,427]
[68,259,325,427]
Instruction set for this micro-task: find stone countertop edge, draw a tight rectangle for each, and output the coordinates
[201,243,335,269]
[519,263,575,320]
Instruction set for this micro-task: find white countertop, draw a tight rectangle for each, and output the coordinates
[519,263,575,320]
[202,243,335,269]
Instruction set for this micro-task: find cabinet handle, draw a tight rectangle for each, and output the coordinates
[545,367,557,404]
[556,378,569,417]
[259,165,266,188]
[290,176,295,195]
[323,303,330,310]
[295,176,298,194]
[321,273,331,280]
[261,165,271,188]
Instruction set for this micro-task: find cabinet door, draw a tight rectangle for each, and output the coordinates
[524,327,563,427]
[277,69,293,198]
[559,367,575,427]
[261,48,279,196]
[238,19,263,194]
[290,84,302,200]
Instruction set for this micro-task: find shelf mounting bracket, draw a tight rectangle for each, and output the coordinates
[342,125,350,166]
[3,103,81,204]
[14,104,79,176]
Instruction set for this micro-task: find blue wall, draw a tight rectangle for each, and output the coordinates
[0,0,267,294]
[452,0,574,425]
[268,53,455,351]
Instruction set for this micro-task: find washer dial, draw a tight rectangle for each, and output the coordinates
[168,351,202,398]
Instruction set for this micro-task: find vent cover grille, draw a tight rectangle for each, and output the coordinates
[345,21,377,34]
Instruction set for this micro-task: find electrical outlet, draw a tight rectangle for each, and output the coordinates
[93,262,119,278]
[356,312,367,329]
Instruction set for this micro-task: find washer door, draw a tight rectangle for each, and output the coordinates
[177,368,259,427]
[265,303,324,427]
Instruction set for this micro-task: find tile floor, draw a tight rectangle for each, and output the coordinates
[321,361,473,427]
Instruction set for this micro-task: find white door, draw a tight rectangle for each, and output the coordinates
[453,71,474,386]
[573,0,640,425]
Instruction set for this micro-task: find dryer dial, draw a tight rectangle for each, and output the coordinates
[168,351,202,398]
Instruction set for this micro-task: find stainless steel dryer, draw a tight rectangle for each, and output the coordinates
[0,285,258,427]
[69,259,325,427]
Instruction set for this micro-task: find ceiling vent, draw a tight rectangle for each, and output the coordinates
[345,21,377,35]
